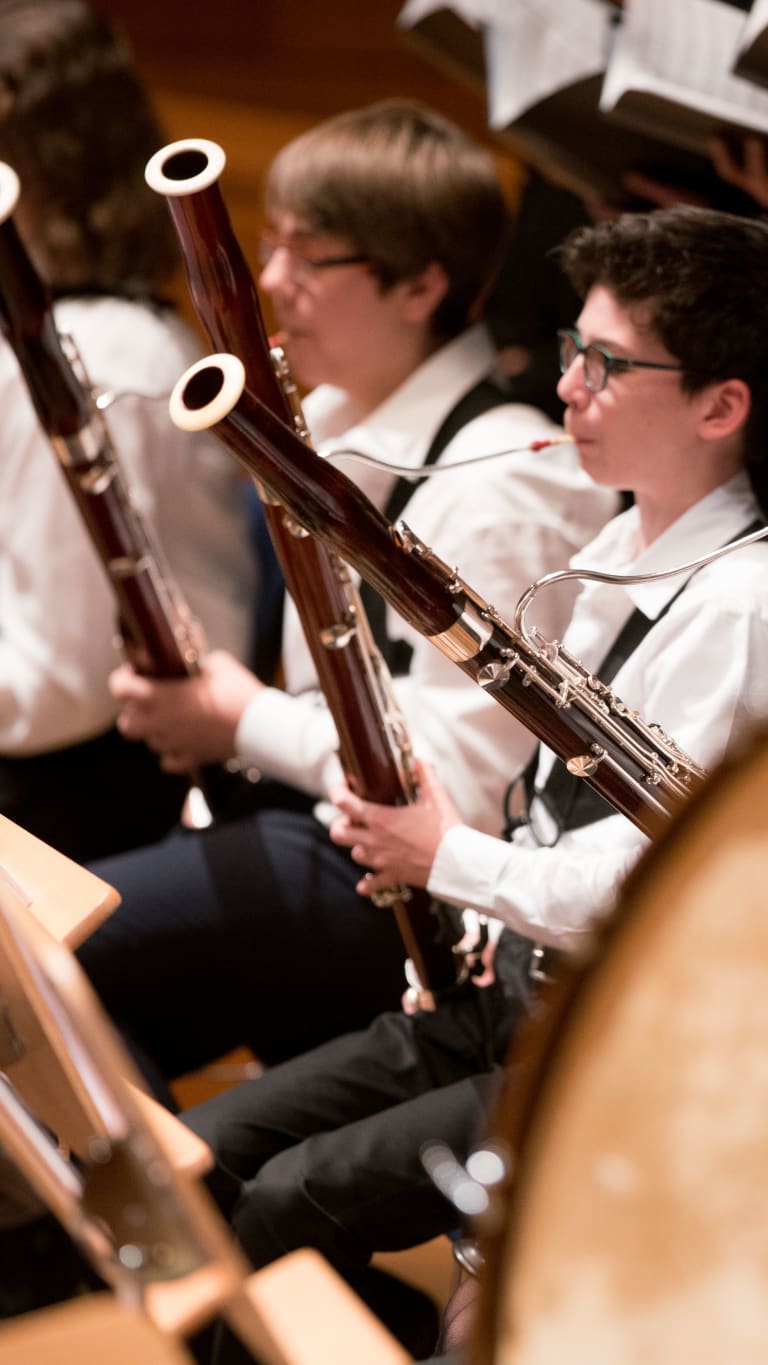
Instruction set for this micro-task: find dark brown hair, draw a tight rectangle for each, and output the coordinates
[559,205,768,514]
[0,0,177,296]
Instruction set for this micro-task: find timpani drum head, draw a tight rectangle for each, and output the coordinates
[472,729,768,1365]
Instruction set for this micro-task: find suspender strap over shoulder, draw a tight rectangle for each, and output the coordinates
[535,603,662,834]
[529,516,765,836]
[503,600,664,839]
[361,375,510,673]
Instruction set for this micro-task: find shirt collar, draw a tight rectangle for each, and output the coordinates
[305,324,499,469]
[570,471,762,619]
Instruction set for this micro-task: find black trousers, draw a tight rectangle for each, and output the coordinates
[184,946,531,1364]
[77,782,412,1102]
[0,726,187,863]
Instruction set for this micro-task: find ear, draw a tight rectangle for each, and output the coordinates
[698,378,751,441]
[397,260,450,325]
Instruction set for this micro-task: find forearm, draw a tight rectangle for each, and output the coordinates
[428,818,648,950]
[235,687,340,796]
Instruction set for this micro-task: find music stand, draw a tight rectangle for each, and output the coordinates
[0,865,410,1364]
[0,812,119,948]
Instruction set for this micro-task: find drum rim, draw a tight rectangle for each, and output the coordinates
[470,726,768,1365]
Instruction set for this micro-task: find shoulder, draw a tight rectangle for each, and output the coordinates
[54,298,202,388]
[450,396,556,436]
[693,541,768,614]
[435,406,617,528]
[435,400,556,490]
[302,384,355,444]
[0,337,60,489]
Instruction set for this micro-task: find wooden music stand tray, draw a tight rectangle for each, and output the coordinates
[0,812,119,948]
[0,813,205,1172]
[0,1294,195,1365]
[0,871,410,1364]
[0,1256,411,1365]
[0,851,208,1177]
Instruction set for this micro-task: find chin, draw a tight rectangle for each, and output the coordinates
[577,448,610,483]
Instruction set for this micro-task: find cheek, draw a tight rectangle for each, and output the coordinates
[322,298,378,361]
[581,413,647,486]
[291,313,358,387]
[284,337,327,390]
[617,424,673,493]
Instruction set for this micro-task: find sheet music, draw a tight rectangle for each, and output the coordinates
[739,0,768,51]
[398,1,615,128]
[485,0,613,129]
[397,0,514,27]
[600,0,768,144]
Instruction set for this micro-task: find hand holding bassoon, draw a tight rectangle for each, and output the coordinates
[329,760,463,897]
[146,137,466,1003]
[110,651,263,773]
[169,351,706,841]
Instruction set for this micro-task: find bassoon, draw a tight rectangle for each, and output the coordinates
[0,161,243,824]
[145,138,464,1001]
[169,350,707,841]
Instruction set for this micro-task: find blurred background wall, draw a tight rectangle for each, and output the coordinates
[97,0,524,327]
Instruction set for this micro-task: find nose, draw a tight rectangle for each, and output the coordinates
[556,354,589,407]
[258,247,295,297]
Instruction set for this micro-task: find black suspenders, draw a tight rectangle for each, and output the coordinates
[359,376,510,674]
[506,517,765,841]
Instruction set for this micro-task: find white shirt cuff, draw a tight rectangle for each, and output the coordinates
[235,687,339,796]
[427,823,519,916]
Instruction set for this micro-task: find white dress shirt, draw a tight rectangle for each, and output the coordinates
[429,470,768,944]
[235,324,617,835]
[0,296,255,755]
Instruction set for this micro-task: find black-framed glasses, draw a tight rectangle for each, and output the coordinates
[258,230,372,284]
[557,327,686,394]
